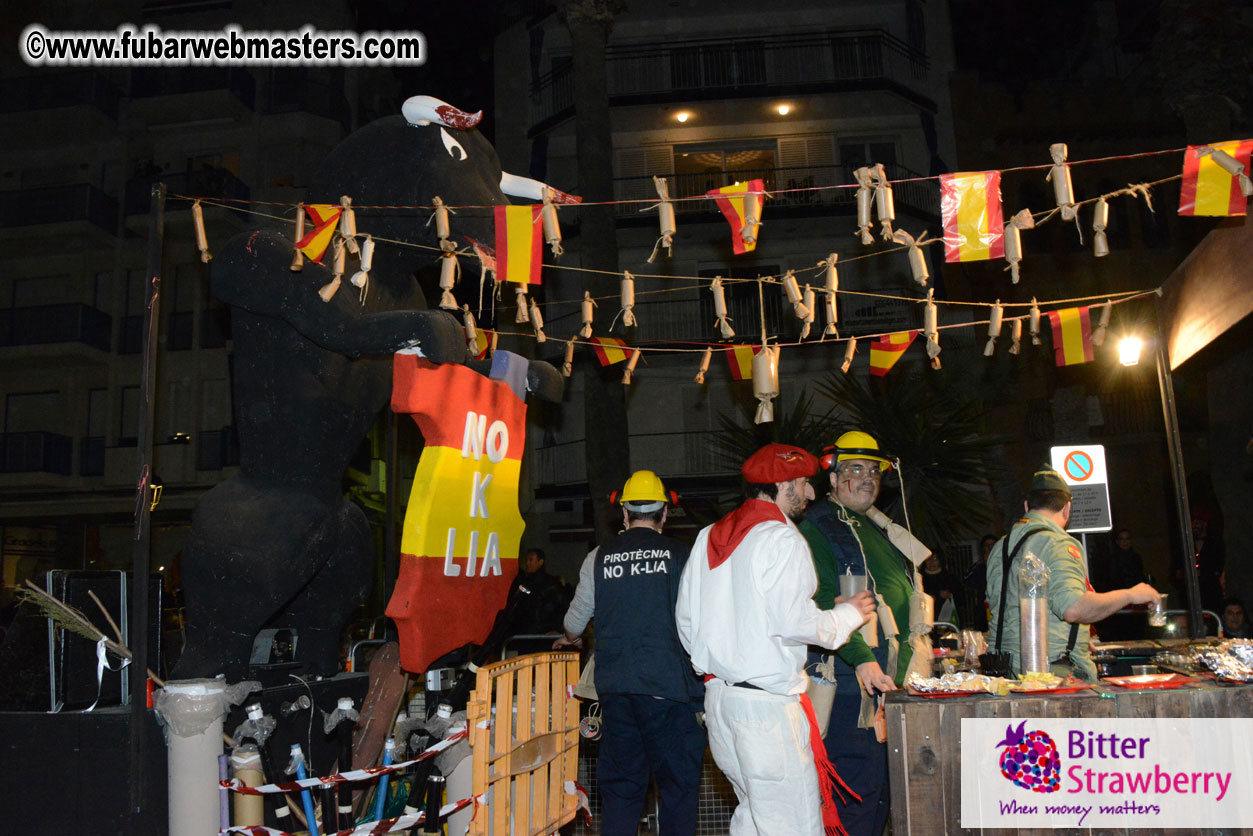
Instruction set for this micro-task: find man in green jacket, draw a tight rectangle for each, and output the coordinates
[986,464,1160,681]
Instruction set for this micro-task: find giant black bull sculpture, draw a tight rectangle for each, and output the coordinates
[174,97,563,680]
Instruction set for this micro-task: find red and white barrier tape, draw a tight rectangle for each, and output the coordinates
[222,728,467,795]
[220,796,473,836]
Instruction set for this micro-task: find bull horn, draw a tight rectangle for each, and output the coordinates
[401,95,482,129]
[499,171,583,204]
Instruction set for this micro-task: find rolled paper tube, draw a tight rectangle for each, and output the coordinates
[800,286,815,340]
[782,271,810,321]
[579,291,595,338]
[339,195,359,254]
[439,253,459,310]
[741,191,761,245]
[541,197,563,256]
[318,240,345,302]
[1009,318,1023,355]
[695,346,712,384]
[824,294,839,337]
[1004,225,1023,283]
[191,200,211,263]
[431,196,451,240]
[351,236,374,293]
[841,336,857,373]
[1093,197,1110,257]
[854,167,875,245]
[290,203,305,271]
[872,163,896,239]
[1047,144,1077,221]
[1200,147,1253,197]
[751,345,779,425]
[621,348,641,384]
[711,277,735,338]
[620,272,637,327]
[231,749,265,826]
[658,201,676,242]
[985,301,1003,356]
[530,298,546,342]
[824,253,839,294]
[892,229,930,286]
[1092,299,1111,347]
[1029,298,1041,345]
[462,305,477,344]
[514,285,529,323]
[924,290,941,367]
[562,340,574,377]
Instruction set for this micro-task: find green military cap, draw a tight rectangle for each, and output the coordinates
[1029,463,1072,498]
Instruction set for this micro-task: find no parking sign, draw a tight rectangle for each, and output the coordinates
[1049,444,1112,533]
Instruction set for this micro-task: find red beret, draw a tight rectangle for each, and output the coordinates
[742,443,819,483]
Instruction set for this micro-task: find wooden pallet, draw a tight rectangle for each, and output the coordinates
[467,652,580,836]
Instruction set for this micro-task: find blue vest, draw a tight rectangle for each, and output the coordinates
[804,501,890,681]
[592,527,701,703]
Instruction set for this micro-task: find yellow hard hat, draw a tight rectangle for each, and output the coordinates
[820,430,893,471]
[610,470,674,511]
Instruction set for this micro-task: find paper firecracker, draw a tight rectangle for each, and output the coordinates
[351,235,374,302]
[853,167,875,245]
[191,200,211,263]
[646,176,676,263]
[618,272,638,328]
[891,228,931,286]
[621,348,642,385]
[540,193,564,257]
[1009,318,1023,355]
[1091,300,1111,347]
[514,284,529,324]
[439,251,460,310]
[782,271,810,321]
[1092,198,1110,257]
[339,195,359,254]
[984,301,1003,356]
[1046,143,1077,222]
[751,344,780,424]
[529,298,546,343]
[940,171,1005,263]
[800,286,815,340]
[1029,298,1042,346]
[871,163,896,240]
[841,337,857,373]
[711,277,735,338]
[579,291,596,339]
[318,237,345,302]
[1003,209,1035,283]
[695,347,712,384]
[822,254,839,337]
[561,340,575,377]
[923,289,941,369]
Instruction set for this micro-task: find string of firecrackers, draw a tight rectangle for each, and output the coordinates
[220,796,474,836]
[222,728,467,795]
[174,135,1246,319]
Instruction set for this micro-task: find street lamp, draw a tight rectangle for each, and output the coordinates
[1118,335,1143,366]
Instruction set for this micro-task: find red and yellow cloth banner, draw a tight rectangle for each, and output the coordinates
[940,171,1005,262]
[471,329,493,360]
[725,344,760,380]
[589,337,630,366]
[386,356,527,673]
[493,205,543,284]
[1046,306,1095,367]
[868,330,918,377]
[296,204,342,263]
[708,179,765,254]
[1178,140,1253,217]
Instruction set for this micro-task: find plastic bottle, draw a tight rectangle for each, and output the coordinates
[1018,553,1051,674]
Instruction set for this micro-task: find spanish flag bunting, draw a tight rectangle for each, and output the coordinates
[1178,140,1253,217]
[493,205,544,284]
[1046,306,1095,367]
[868,331,918,377]
[708,179,764,254]
[296,204,343,263]
[725,344,760,381]
[939,171,1005,262]
[471,328,493,360]
[590,336,630,366]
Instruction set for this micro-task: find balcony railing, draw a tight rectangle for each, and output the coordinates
[130,66,255,109]
[0,184,118,234]
[0,72,121,119]
[124,168,250,216]
[532,29,930,127]
[0,304,111,350]
[1,432,72,476]
[614,162,939,219]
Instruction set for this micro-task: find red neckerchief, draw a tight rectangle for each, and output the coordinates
[707,499,785,569]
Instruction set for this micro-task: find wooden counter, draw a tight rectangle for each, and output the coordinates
[885,681,1253,836]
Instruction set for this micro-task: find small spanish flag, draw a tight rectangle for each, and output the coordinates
[471,328,493,360]
[868,331,918,377]
[494,205,544,284]
[296,204,342,263]
[708,179,765,255]
[725,344,760,381]
[939,171,1005,263]
[1178,140,1253,217]
[590,337,630,366]
[1046,307,1094,367]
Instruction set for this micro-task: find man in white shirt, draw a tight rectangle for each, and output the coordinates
[676,443,875,836]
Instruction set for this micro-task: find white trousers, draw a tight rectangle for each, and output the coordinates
[704,680,824,836]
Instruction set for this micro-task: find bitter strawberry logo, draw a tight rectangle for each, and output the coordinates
[996,721,1061,793]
